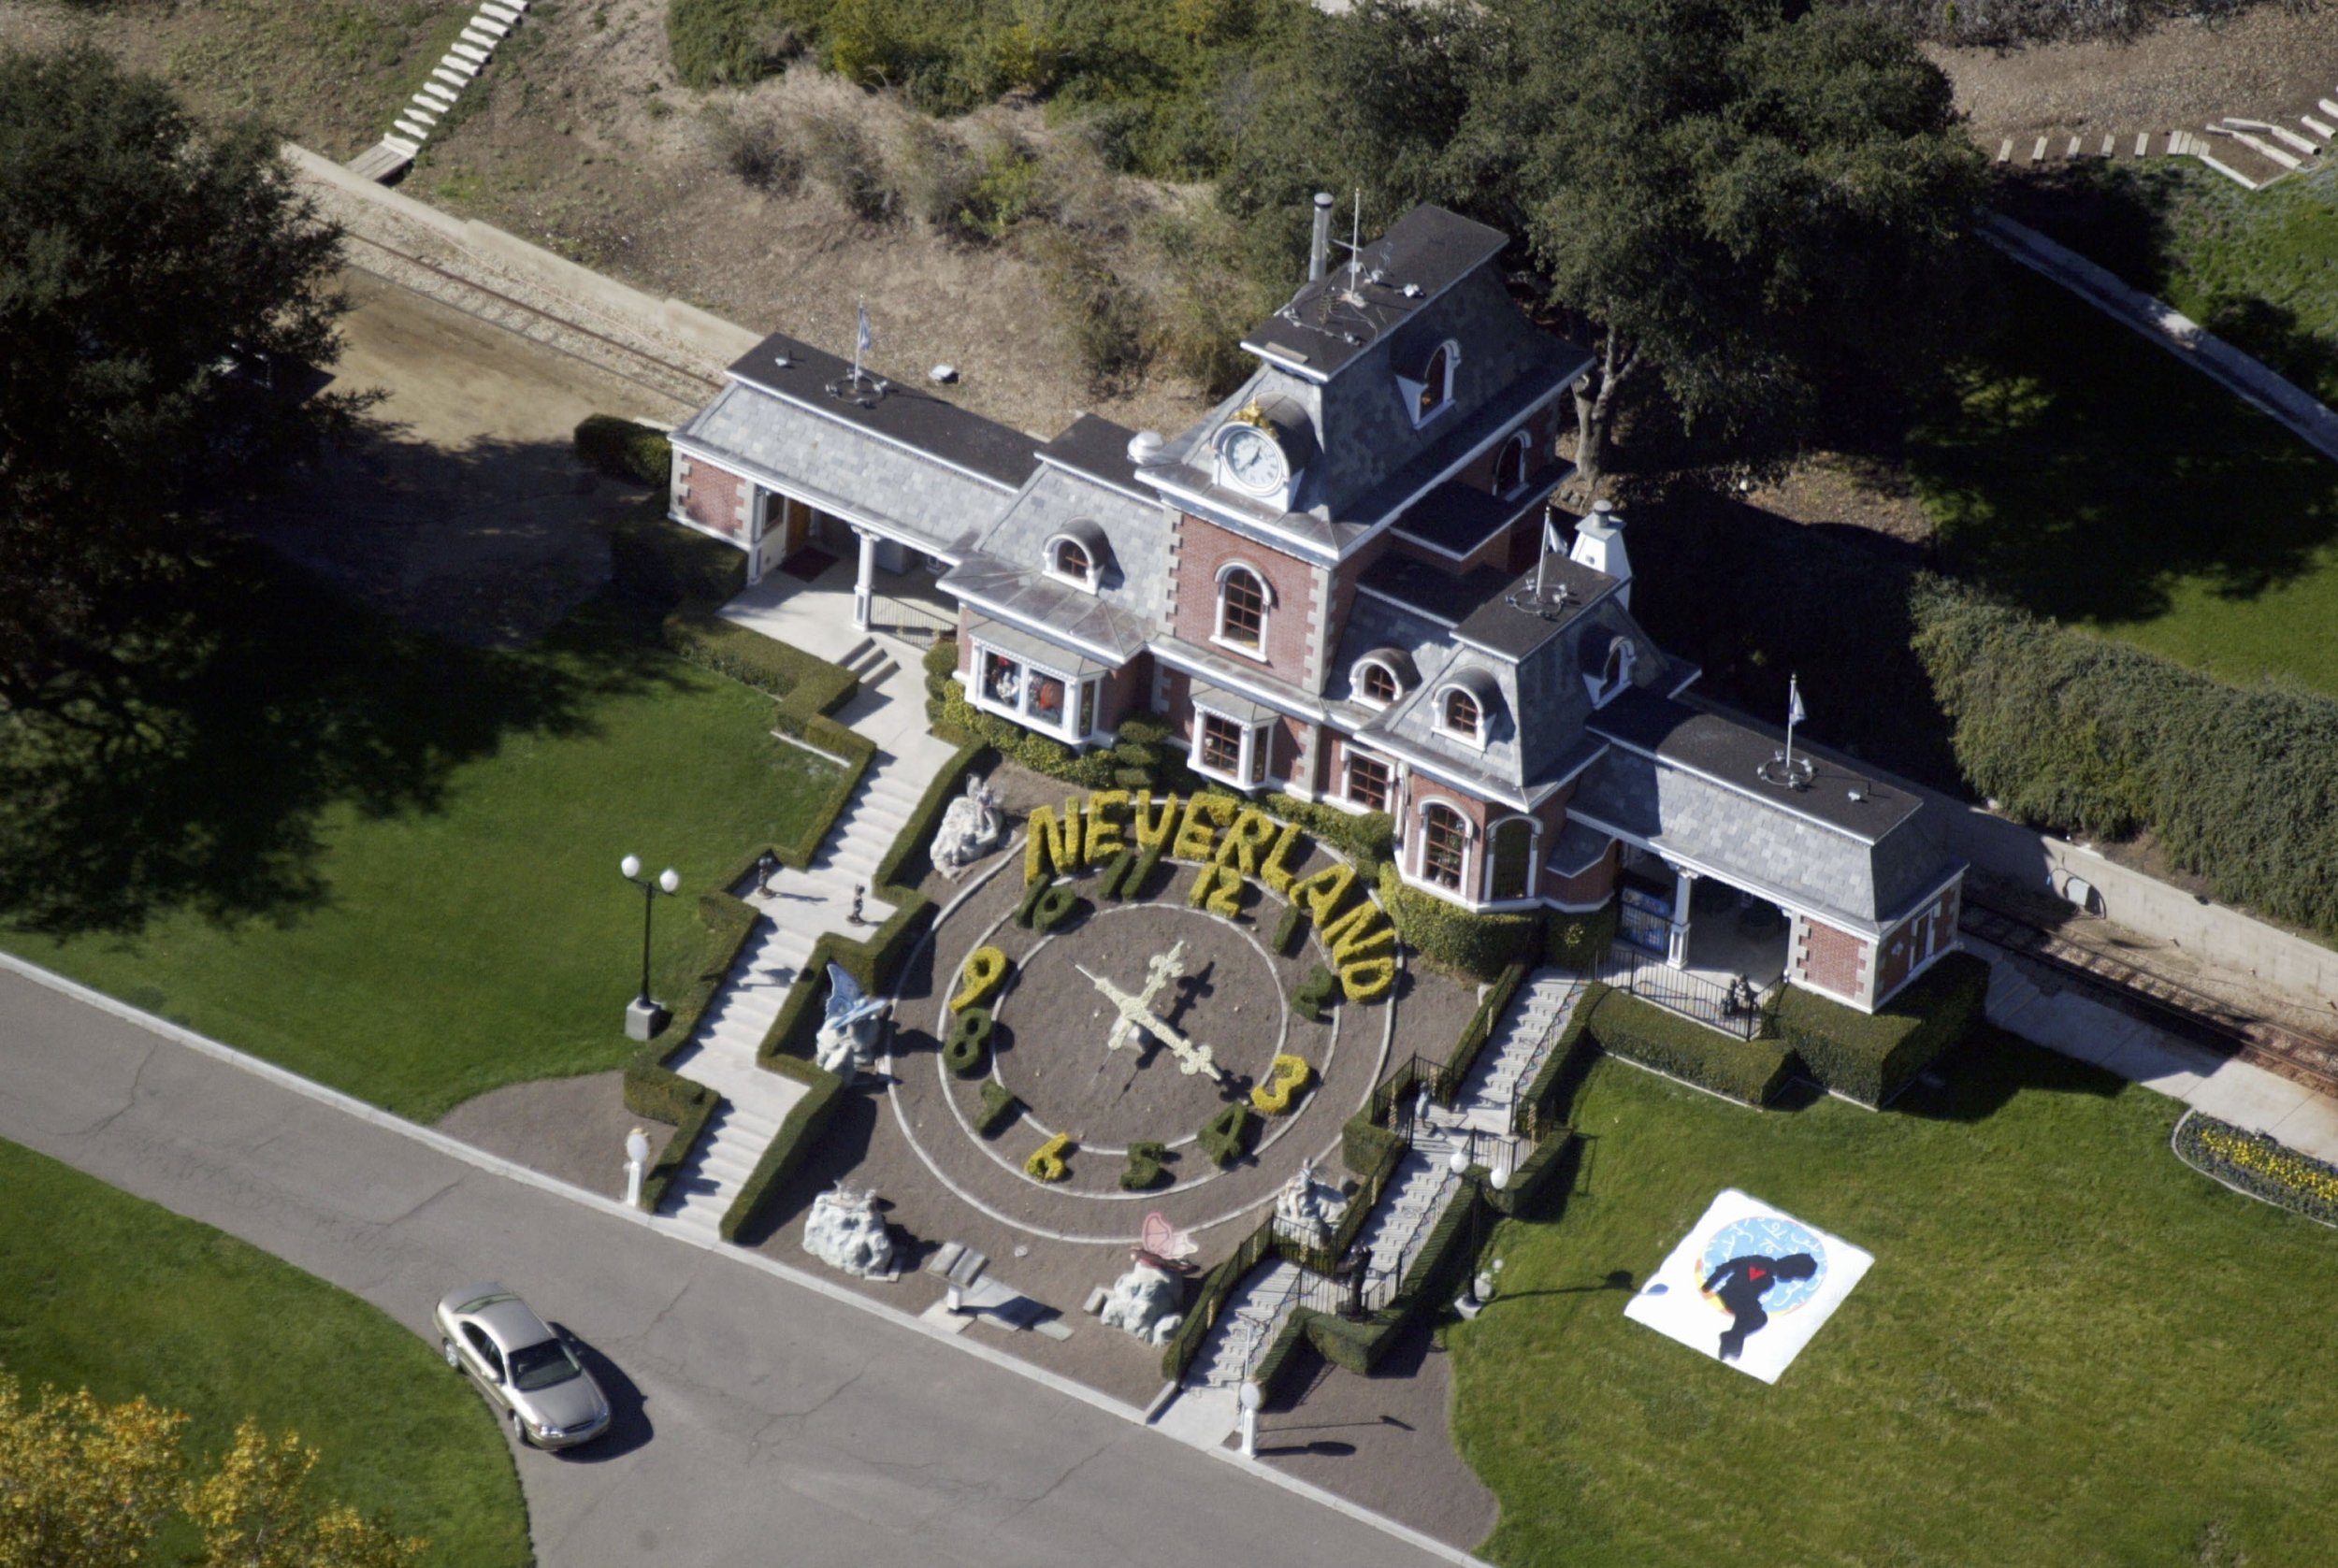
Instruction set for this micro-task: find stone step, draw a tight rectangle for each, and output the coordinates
[420,80,458,104]
[2230,117,2320,155]
[451,40,491,65]
[406,99,440,122]
[459,27,499,50]
[430,67,471,91]
[469,14,511,37]
[393,119,432,141]
[382,135,420,156]
[437,53,480,78]
[2211,123,2302,170]
[480,1,522,20]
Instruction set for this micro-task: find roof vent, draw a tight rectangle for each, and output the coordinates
[773,352,793,369]
[1127,429,1165,464]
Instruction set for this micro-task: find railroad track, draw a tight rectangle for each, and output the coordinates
[339,229,723,419]
[1964,902,2338,1097]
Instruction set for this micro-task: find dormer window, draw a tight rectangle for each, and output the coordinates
[1493,430,1532,496]
[1216,565,1269,655]
[1054,538,1090,582]
[1359,662,1399,706]
[1405,339,1460,426]
[1044,523,1107,593]
[1434,669,1498,746]
[1595,636,1638,705]
[1442,687,1479,738]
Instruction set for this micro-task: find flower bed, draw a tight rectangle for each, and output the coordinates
[2173,1110,2338,1228]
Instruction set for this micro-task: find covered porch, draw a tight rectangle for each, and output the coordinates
[1605,856,1792,1038]
[719,545,956,666]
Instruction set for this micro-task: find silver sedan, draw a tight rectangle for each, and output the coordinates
[433,1282,612,1450]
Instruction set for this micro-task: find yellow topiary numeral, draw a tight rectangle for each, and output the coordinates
[1249,1053,1311,1115]
[951,946,1011,1012]
[1025,1130,1075,1182]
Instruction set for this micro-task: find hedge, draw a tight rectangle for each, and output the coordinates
[1586,989,1794,1106]
[717,1052,845,1242]
[1376,862,1543,981]
[610,506,745,612]
[1912,574,2338,941]
[974,1080,1022,1136]
[1776,951,1989,1106]
[635,1086,719,1213]
[1546,900,1619,972]
[574,413,673,487]
[1513,983,1603,1139]
[1191,784,1393,872]
[1487,1129,1578,1217]
[621,889,762,1209]
[1295,1177,1490,1375]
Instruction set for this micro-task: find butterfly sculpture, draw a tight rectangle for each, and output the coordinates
[1137,1211,1197,1265]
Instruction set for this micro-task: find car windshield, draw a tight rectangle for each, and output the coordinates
[507,1339,583,1392]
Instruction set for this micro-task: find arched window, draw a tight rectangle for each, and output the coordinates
[1358,660,1399,706]
[1488,817,1536,901]
[1421,802,1468,891]
[1600,637,1637,700]
[1442,686,1480,739]
[1493,431,1531,495]
[1418,344,1451,421]
[1054,538,1090,583]
[1218,567,1267,651]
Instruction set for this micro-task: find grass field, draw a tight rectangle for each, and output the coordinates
[0,557,838,1122]
[1911,259,2338,696]
[1450,1040,2338,1568]
[0,1136,530,1566]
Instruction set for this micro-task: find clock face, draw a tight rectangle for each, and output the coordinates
[1218,424,1288,496]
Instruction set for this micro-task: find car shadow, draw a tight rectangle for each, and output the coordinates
[546,1324,653,1460]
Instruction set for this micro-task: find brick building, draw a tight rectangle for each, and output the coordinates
[667,203,1965,1015]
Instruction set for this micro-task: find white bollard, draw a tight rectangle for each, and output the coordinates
[624,1126,651,1209]
[1237,1382,1262,1459]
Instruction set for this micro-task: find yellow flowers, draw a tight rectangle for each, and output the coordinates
[1025,1130,1075,1182]
[2195,1122,2338,1206]
[950,946,1010,1012]
[1249,1054,1311,1115]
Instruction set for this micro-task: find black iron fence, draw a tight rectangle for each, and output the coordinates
[1598,948,1781,1041]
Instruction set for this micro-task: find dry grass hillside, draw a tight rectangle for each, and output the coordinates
[0,0,1240,441]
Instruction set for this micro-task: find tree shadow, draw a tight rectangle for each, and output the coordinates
[0,426,699,938]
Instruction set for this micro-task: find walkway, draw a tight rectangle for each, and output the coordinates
[1981,938,2338,1162]
[655,597,964,1234]
[1984,213,2338,468]
[0,958,1468,1568]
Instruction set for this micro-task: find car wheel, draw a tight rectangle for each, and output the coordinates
[442,1337,460,1370]
[509,1407,532,1448]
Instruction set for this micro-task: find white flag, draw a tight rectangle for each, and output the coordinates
[1788,677,1806,728]
[856,302,874,357]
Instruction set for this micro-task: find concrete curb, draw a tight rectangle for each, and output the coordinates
[0,946,1488,1567]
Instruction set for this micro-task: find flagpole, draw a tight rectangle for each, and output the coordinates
[851,296,864,387]
[1785,674,1800,772]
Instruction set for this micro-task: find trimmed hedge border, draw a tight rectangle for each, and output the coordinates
[717,1052,845,1242]
[1513,983,1602,1139]
[1776,951,1988,1106]
[1377,862,1542,981]
[1434,962,1527,1102]
[2172,1109,2338,1229]
[1587,989,1794,1106]
[575,413,672,486]
[622,890,761,1209]
[1546,901,1619,971]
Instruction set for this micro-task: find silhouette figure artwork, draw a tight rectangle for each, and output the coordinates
[1701,1251,1818,1361]
[1624,1189,1872,1384]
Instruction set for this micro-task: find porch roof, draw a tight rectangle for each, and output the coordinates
[964,615,1111,678]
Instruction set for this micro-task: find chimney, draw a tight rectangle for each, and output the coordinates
[1309,192,1335,282]
[1568,500,1633,609]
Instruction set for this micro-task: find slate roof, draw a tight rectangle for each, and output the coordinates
[671,381,1023,560]
[938,458,1171,663]
[1240,207,1512,381]
[1034,413,1153,502]
[725,332,1039,488]
[1392,473,1557,561]
[1566,694,1959,932]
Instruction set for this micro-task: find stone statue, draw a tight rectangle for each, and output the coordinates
[814,962,888,1076]
[1099,1258,1186,1345]
[932,776,1003,876]
[802,1184,895,1278]
[1272,1158,1339,1252]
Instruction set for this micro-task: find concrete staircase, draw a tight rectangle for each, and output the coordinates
[1190,1258,1307,1389]
[349,0,530,183]
[1988,79,2338,192]
[1450,970,1581,1138]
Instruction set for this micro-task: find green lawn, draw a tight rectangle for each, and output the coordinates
[0,1137,529,1566]
[1450,1041,2338,1567]
[0,558,838,1121]
[1911,259,2338,696]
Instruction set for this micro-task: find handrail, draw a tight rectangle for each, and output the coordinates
[1598,948,1778,1041]
[870,592,953,644]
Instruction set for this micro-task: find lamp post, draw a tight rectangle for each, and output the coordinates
[621,854,680,1042]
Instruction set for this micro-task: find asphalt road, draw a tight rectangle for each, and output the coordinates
[0,960,1466,1567]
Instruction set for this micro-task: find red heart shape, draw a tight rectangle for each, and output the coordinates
[1748,1267,1768,1281]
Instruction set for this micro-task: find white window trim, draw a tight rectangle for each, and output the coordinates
[1586,637,1638,710]
[1410,798,1477,896]
[968,639,1104,745]
[1401,339,1462,430]
[1339,742,1395,813]
[1349,656,1405,711]
[1494,429,1533,496]
[1190,701,1273,790]
[1043,532,1101,594]
[1483,813,1541,903]
[1211,561,1275,664]
[1434,683,1490,749]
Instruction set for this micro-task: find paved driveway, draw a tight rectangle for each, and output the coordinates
[0,961,1467,1567]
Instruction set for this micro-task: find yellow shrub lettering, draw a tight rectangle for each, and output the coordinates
[1260,821,1306,892]
[1175,794,1235,860]
[1085,789,1130,863]
[1339,956,1396,1001]
[1291,863,1356,926]
[1025,806,1059,885]
[1322,899,1395,964]
[1048,797,1085,869]
[1133,791,1179,849]
[1214,808,1278,875]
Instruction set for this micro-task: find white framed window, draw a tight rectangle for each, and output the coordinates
[971,640,1105,745]
[1436,683,1488,746]
[1417,800,1472,891]
[1486,816,1537,901]
[1591,636,1637,707]
[1190,704,1273,789]
[1344,749,1393,813]
[1493,429,1532,496]
[1351,656,1403,709]
[1403,339,1461,427]
[1045,525,1106,593]
[1214,563,1271,657]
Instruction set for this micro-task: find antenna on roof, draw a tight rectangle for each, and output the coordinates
[1335,188,1366,306]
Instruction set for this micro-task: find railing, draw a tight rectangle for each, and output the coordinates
[1598,948,1781,1041]
[869,593,954,645]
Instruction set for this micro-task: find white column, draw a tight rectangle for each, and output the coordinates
[853,527,876,631]
[1666,864,1696,969]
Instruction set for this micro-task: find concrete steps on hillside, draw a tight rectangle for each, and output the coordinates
[1190,1258,1306,1390]
[663,1102,782,1233]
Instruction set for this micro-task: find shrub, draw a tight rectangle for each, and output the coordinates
[2174,1111,2338,1227]
[1547,901,1619,971]
[799,109,898,222]
[1024,883,1080,933]
[943,1006,992,1076]
[1198,1100,1254,1167]
[609,508,745,611]
[1376,863,1542,980]
[1776,951,1987,1106]
[950,945,1009,1011]
[574,414,672,486]
[1269,899,1306,956]
[1025,1130,1074,1182]
[1912,575,2338,941]
[1249,1053,1310,1115]
[1436,962,1526,1100]
[632,1085,718,1212]
[1120,1140,1167,1190]
[717,1053,844,1242]
[704,106,803,191]
[1586,990,1794,1105]
[974,1080,1021,1136]
[1293,964,1337,1024]
[667,0,804,87]
[1513,984,1603,1139]
[1342,1103,1405,1179]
